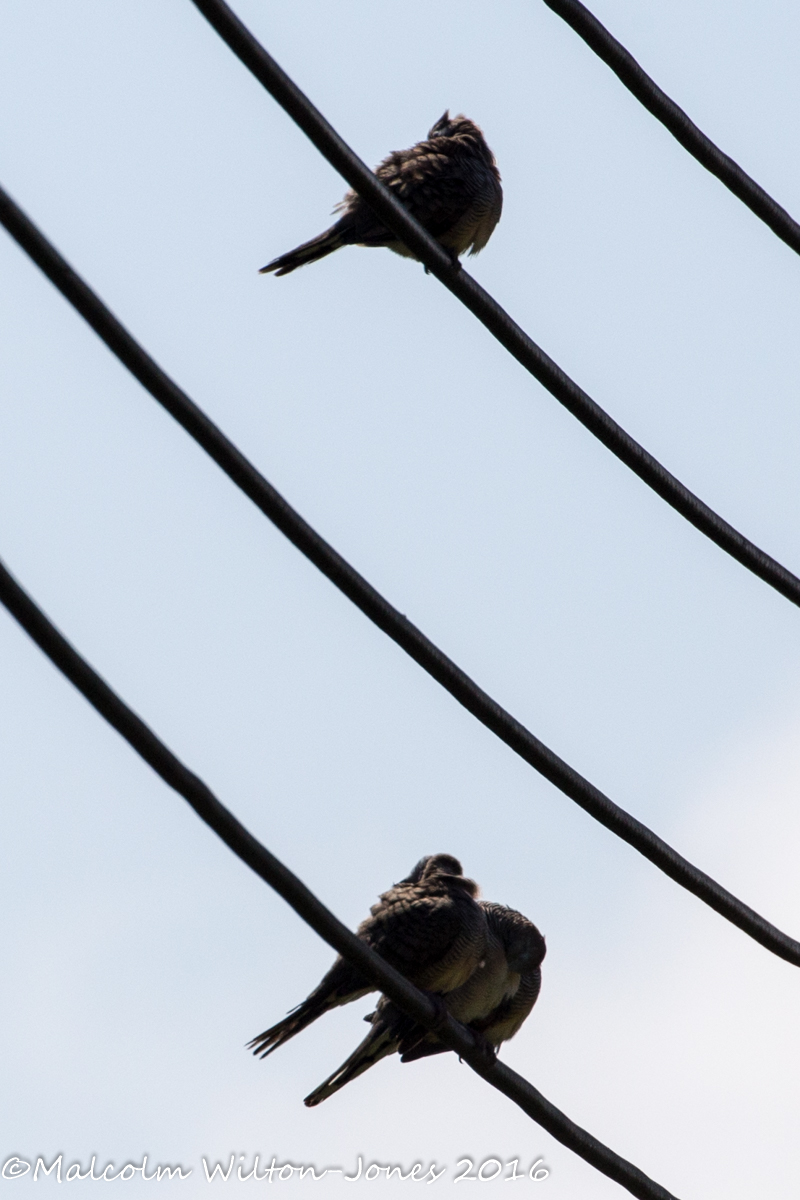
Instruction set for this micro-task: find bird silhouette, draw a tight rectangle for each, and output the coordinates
[303,901,545,1106]
[248,854,487,1060]
[260,111,502,276]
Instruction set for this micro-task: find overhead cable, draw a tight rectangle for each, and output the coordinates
[0,554,678,1200]
[187,0,800,614]
[2,184,800,967]
[542,0,800,259]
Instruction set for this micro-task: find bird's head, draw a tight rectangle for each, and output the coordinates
[428,110,454,138]
[506,925,547,973]
[402,853,464,883]
[422,853,465,878]
[427,110,484,142]
[482,903,547,972]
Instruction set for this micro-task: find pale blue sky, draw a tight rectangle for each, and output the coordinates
[2,1,800,1196]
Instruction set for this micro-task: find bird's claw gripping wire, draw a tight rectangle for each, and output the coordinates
[466,1031,498,1069]
[421,990,451,1033]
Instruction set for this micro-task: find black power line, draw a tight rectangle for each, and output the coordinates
[187,0,800,614]
[543,0,800,259]
[2,183,799,969]
[0,554,679,1200]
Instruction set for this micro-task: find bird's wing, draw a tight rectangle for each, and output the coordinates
[361,881,488,993]
[387,152,477,238]
[335,149,477,247]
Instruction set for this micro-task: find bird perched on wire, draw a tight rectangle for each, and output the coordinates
[259,111,502,277]
[303,901,546,1107]
[248,854,488,1060]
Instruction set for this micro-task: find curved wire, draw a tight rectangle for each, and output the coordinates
[0,554,679,1200]
[187,0,800,613]
[1,183,800,967]
[542,0,800,258]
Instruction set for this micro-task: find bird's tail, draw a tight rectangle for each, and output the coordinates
[247,993,337,1059]
[259,225,345,276]
[399,1035,450,1063]
[249,958,374,1060]
[303,1020,401,1107]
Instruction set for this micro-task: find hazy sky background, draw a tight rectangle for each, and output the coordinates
[2,1,800,1196]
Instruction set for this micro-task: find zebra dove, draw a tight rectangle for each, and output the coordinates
[260,111,502,276]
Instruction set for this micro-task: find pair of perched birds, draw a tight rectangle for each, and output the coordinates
[249,854,545,1106]
[257,119,515,1104]
[261,111,503,276]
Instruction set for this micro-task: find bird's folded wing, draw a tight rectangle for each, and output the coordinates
[362,886,488,993]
